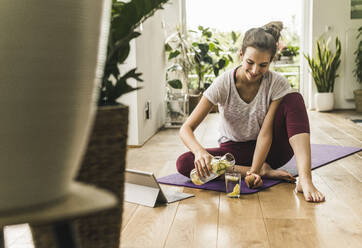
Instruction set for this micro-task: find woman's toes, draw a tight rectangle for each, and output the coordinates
[306,191,325,202]
[304,192,312,202]
[318,193,325,202]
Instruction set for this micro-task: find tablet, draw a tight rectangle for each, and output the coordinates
[124,169,194,207]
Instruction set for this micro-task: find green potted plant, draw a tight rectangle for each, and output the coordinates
[164,27,193,127]
[187,26,231,113]
[30,1,169,248]
[278,45,299,63]
[224,30,243,67]
[304,37,341,111]
[189,26,231,93]
[353,26,362,113]
[165,26,194,93]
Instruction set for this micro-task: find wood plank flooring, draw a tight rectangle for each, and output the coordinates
[121,110,362,248]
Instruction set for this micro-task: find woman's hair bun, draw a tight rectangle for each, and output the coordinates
[241,21,284,61]
[262,21,283,42]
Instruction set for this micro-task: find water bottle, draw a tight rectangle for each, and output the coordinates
[190,153,235,185]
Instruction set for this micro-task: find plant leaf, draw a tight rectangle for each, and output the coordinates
[165,43,172,52]
[101,0,170,105]
[168,50,181,60]
[167,79,183,89]
[304,37,342,92]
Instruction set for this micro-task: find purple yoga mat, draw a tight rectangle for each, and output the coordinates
[157,144,361,194]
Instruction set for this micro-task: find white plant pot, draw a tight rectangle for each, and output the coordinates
[0,0,111,211]
[315,92,334,111]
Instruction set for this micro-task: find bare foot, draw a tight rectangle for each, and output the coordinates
[260,163,296,183]
[295,179,325,203]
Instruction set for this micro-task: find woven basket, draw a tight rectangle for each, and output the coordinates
[30,105,129,248]
[354,89,362,113]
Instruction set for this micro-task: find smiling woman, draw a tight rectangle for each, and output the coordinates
[177,20,325,203]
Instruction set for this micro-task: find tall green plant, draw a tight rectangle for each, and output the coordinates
[99,0,169,106]
[304,37,341,93]
[354,26,362,85]
[189,26,231,92]
[165,27,194,91]
[212,30,243,68]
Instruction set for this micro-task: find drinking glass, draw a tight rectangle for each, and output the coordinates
[225,171,241,198]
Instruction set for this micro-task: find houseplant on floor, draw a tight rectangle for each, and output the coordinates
[304,37,342,111]
[164,68,189,127]
[165,26,194,95]
[188,26,231,113]
[30,0,169,247]
[353,26,362,112]
[164,27,193,127]
[189,26,231,94]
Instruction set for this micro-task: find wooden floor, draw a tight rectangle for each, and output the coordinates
[121,110,362,248]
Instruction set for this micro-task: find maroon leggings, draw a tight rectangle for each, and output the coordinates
[176,92,310,177]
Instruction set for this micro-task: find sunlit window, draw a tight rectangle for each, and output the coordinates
[185,0,302,90]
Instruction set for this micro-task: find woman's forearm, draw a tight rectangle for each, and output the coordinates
[249,99,282,174]
[249,132,272,174]
[179,96,214,155]
[179,124,206,155]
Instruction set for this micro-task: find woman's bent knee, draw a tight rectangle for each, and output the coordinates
[282,92,305,107]
[176,152,195,177]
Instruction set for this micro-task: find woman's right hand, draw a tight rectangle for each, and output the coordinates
[194,150,213,179]
[245,172,263,189]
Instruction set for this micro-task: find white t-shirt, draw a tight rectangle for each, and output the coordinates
[203,67,291,143]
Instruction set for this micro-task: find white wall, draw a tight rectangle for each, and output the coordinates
[118,0,182,146]
[300,0,313,108]
[308,0,362,109]
[118,39,139,145]
[135,11,167,145]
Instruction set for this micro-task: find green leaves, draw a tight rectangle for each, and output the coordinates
[165,25,234,92]
[199,25,212,38]
[164,43,172,52]
[304,37,342,93]
[231,31,240,44]
[198,43,210,56]
[168,50,181,60]
[280,45,299,57]
[209,42,216,52]
[167,79,183,89]
[100,0,170,106]
[164,27,194,92]
[189,26,231,90]
[99,68,143,106]
[218,58,226,69]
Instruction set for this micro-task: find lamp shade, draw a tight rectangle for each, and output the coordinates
[0,0,111,211]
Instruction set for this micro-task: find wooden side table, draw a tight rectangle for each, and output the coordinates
[0,182,117,248]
